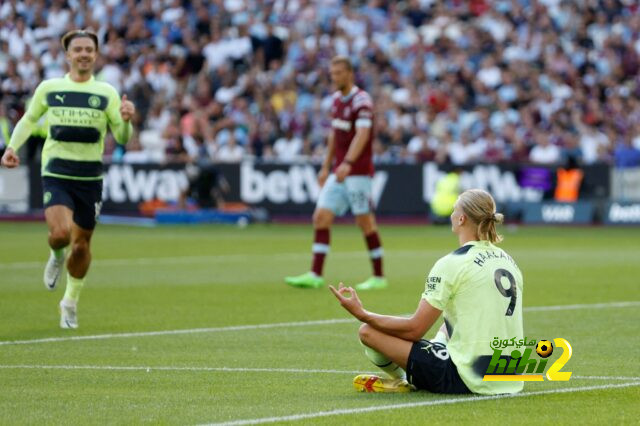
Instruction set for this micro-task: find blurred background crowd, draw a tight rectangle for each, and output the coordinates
[1,0,640,168]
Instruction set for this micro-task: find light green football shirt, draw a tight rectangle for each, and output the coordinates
[8,74,132,180]
[422,240,524,395]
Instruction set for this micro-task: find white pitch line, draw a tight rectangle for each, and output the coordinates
[525,301,640,312]
[574,375,640,381]
[1,246,635,270]
[0,318,355,346]
[204,381,640,426]
[0,250,433,270]
[0,300,638,347]
[0,365,638,382]
[0,365,362,375]
[0,253,310,269]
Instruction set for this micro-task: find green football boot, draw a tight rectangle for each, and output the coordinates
[355,276,388,290]
[285,272,325,289]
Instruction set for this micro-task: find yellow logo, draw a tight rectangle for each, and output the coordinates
[536,340,554,358]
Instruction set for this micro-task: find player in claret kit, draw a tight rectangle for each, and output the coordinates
[330,189,525,395]
[1,29,135,329]
[285,56,387,291]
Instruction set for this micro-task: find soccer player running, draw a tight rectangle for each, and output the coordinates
[285,56,387,290]
[330,189,524,394]
[0,30,135,329]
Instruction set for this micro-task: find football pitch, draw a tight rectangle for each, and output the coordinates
[0,222,638,424]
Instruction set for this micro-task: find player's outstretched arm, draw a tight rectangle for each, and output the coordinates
[330,283,441,341]
[362,299,441,341]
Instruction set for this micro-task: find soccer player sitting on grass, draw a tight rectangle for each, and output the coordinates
[1,29,135,329]
[330,189,524,394]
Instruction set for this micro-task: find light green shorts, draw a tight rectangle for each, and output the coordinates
[317,174,372,216]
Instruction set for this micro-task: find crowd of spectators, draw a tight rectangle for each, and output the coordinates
[2,0,640,168]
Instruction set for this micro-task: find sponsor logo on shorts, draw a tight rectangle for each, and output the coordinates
[43,191,52,204]
[95,201,102,221]
[421,341,449,360]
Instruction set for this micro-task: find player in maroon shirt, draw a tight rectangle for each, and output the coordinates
[285,56,388,290]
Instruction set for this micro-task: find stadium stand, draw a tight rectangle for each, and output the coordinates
[1,0,640,168]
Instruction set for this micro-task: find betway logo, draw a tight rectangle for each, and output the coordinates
[240,162,388,205]
[102,165,189,203]
[541,205,575,222]
[608,203,640,223]
[422,163,543,203]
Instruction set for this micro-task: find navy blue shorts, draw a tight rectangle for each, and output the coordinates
[42,177,102,230]
[406,339,472,394]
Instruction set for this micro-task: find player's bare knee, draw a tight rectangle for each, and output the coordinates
[359,223,375,235]
[49,228,71,247]
[359,323,373,345]
[313,211,331,228]
[71,240,90,259]
[356,217,376,234]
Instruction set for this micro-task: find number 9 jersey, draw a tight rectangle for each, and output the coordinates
[422,240,524,395]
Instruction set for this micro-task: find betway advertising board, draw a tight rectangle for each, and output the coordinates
[229,162,608,215]
[212,162,548,214]
[28,162,610,216]
[29,163,189,212]
[604,202,640,224]
[521,202,595,224]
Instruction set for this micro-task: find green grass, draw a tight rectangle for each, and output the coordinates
[0,222,639,424]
